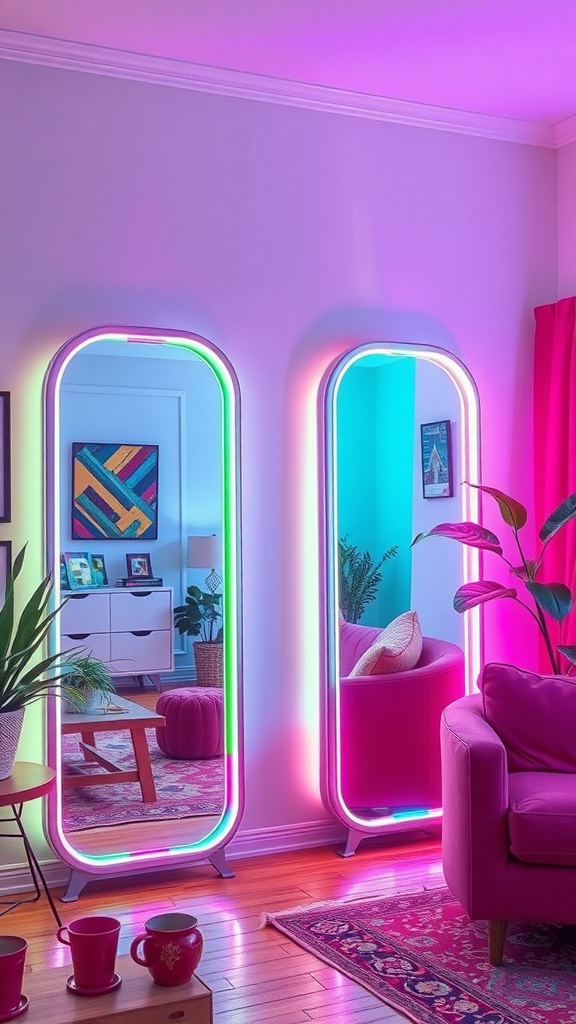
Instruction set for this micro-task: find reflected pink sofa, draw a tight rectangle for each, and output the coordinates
[339,621,464,812]
[441,684,576,966]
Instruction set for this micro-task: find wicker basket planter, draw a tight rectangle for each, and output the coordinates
[193,641,223,687]
[0,708,25,780]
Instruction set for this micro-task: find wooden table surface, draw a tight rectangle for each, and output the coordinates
[61,693,164,731]
[0,762,56,806]
[61,694,165,803]
[22,955,212,1024]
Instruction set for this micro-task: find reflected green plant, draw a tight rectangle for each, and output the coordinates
[338,535,398,624]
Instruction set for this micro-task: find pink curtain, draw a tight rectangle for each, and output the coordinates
[534,296,576,668]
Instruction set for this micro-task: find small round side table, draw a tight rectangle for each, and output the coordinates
[0,761,62,926]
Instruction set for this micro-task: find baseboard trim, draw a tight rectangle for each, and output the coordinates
[226,819,346,860]
[0,820,344,897]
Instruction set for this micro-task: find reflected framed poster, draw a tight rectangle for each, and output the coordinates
[420,420,453,498]
[72,441,159,540]
[0,392,11,523]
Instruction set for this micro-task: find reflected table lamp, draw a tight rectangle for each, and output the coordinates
[187,534,222,594]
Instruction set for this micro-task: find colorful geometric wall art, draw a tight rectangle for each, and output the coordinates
[72,442,159,540]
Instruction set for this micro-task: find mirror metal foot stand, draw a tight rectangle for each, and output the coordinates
[61,869,93,902]
[208,847,235,878]
[337,828,364,858]
[62,848,235,902]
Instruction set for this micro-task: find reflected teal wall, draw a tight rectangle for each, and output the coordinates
[337,357,415,626]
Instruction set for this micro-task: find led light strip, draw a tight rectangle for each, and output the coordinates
[44,326,243,872]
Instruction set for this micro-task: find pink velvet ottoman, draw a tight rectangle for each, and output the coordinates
[155,686,224,759]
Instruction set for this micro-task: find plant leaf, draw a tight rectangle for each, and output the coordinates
[526,581,573,622]
[539,492,576,543]
[412,522,502,553]
[453,580,517,613]
[557,645,576,667]
[466,484,527,530]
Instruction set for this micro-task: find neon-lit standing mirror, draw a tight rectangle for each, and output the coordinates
[318,342,481,855]
[44,326,243,899]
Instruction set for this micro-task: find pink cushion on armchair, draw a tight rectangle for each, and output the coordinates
[480,662,576,773]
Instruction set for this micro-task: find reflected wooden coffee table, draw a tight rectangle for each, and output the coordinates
[61,695,165,803]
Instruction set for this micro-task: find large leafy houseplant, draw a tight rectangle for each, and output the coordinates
[173,586,223,642]
[338,535,398,624]
[0,545,91,777]
[0,545,73,714]
[174,585,223,686]
[412,484,576,674]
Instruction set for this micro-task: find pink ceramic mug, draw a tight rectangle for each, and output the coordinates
[130,912,203,987]
[56,915,121,989]
[0,936,27,1016]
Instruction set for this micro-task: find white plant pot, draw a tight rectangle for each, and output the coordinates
[0,707,25,780]
[63,689,110,714]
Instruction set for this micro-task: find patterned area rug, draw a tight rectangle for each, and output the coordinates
[62,730,224,830]
[266,887,576,1024]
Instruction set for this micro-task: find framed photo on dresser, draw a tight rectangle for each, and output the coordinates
[126,553,153,579]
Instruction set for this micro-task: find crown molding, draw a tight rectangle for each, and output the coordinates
[0,28,561,148]
[554,114,576,148]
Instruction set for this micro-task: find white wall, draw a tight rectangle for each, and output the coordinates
[411,361,463,646]
[0,57,557,871]
[557,139,576,297]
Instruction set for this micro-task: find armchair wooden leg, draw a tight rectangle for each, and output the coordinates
[488,920,508,966]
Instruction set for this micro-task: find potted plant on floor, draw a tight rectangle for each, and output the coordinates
[0,545,89,779]
[174,586,223,686]
[338,535,398,623]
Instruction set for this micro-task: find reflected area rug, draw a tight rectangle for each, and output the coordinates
[62,730,224,831]
[266,887,576,1024]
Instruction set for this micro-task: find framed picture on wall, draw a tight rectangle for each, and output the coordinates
[0,392,11,523]
[420,420,453,499]
[126,553,153,579]
[71,441,159,540]
[0,541,11,605]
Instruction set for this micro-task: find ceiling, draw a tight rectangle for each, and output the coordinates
[1,0,575,130]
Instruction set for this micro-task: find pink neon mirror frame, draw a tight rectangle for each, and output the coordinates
[317,342,481,854]
[44,326,244,898]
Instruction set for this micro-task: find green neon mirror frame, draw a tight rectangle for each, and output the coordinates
[317,341,481,854]
[44,326,243,898]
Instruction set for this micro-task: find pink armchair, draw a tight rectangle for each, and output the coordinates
[441,671,576,966]
[340,621,464,824]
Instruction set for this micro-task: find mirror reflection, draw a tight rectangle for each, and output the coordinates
[54,337,227,861]
[328,348,476,848]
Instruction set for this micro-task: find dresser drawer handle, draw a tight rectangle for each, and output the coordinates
[131,630,152,637]
[69,593,91,600]
[67,633,91,640]
[129,591,152,598]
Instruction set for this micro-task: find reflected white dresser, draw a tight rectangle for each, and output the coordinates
[59,586,174,690]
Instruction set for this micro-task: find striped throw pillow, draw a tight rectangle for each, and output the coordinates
[349,611,422,676]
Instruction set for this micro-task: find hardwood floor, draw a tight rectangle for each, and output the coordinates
[9,831,443,1022]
